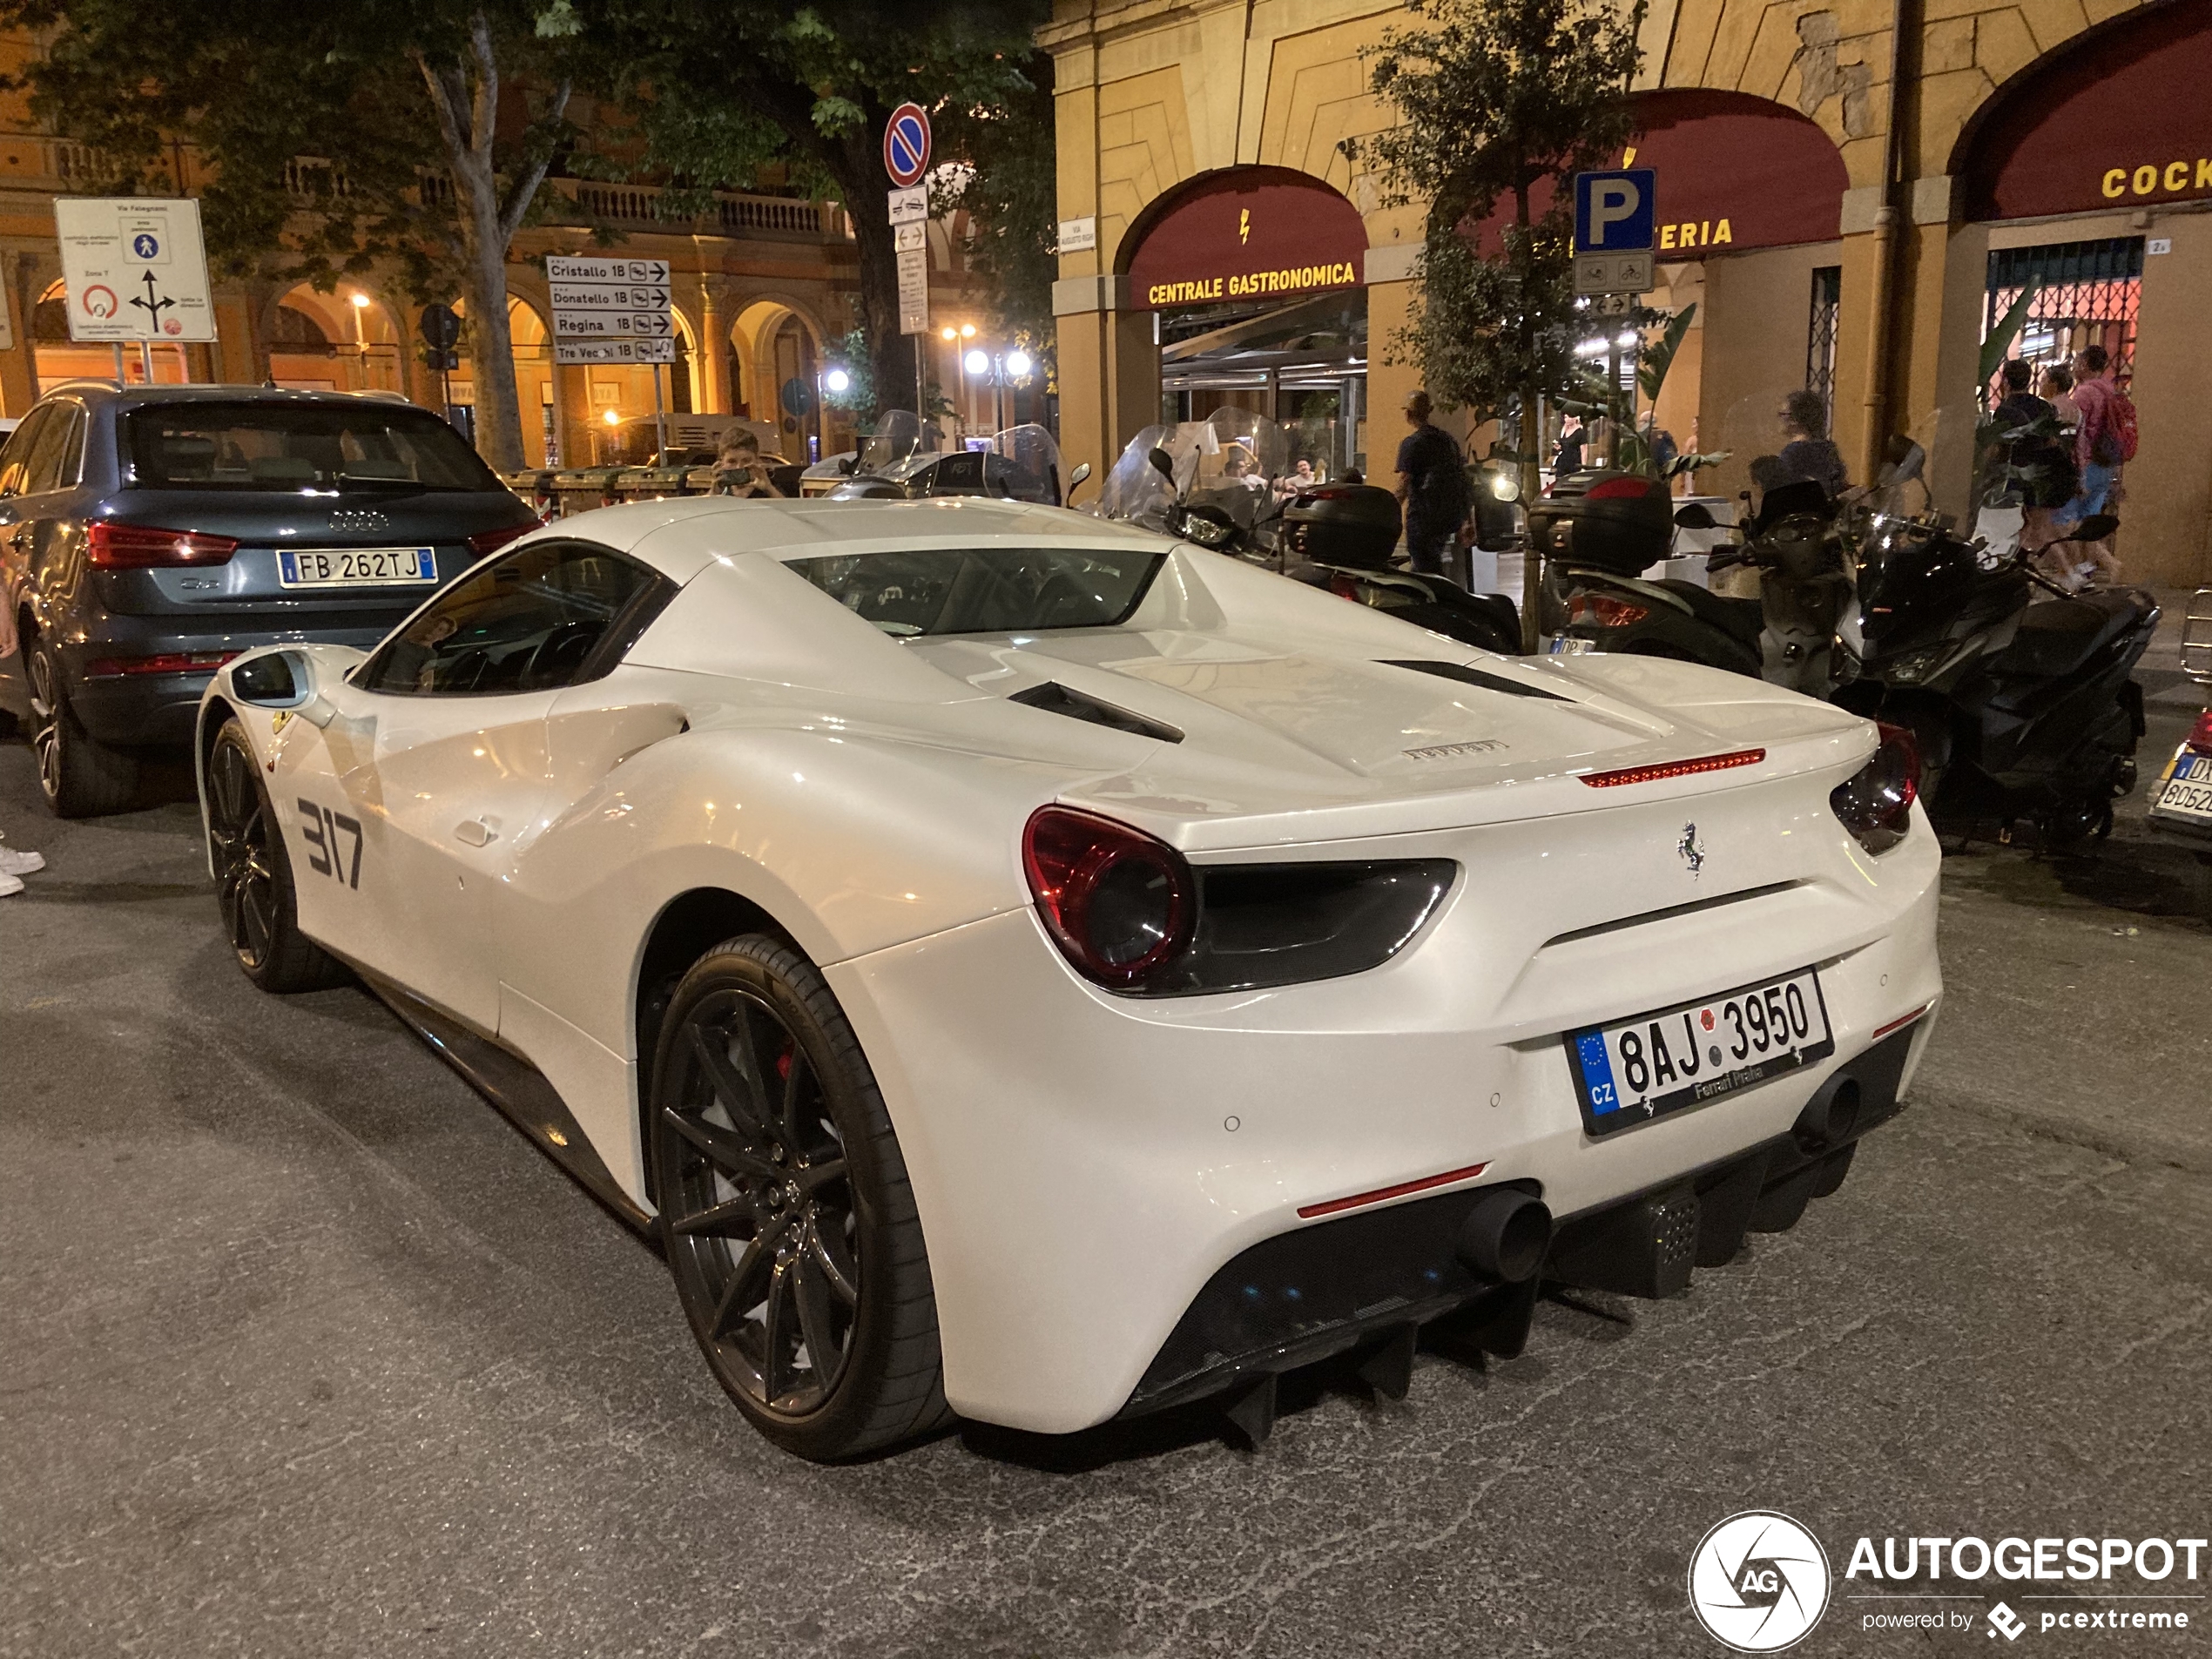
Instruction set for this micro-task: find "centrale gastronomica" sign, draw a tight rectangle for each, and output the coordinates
[1143,260,1359,308]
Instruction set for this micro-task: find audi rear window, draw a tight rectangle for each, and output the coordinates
[788,544,1167,637]
[124,401,499,494]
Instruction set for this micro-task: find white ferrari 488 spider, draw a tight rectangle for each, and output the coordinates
[197,496,1939,1460]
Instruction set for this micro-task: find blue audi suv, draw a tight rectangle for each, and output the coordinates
[1,383,536,815]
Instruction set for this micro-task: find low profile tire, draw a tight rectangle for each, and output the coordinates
[205,719,347,992]
[26,634,138,818]
[651,934,951,1461]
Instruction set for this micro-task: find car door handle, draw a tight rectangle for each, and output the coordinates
[454,817,499,846]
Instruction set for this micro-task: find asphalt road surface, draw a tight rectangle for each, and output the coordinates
[3,627,2208,1658]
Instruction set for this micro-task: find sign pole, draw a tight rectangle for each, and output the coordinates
[138,341,155,386]
[652,363,667,462]
[110,343,125,385]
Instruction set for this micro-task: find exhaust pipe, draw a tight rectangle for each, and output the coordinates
[1457,1189,1553,1284]
[1793,1076,1861,1154]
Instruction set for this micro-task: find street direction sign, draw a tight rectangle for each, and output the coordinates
[547,251,675,363]
[54,198,216,342]
[884,103,932,188]
[545,254,669,285]
[550,311,673,338]
[1574,168,1656,255]
[418,302,462,350]
[553,338,676,365]
[550,282,672,311]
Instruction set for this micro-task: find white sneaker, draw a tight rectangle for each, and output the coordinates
[0,843,43,877]
[0,871,22,897]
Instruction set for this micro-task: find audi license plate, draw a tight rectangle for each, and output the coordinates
[276,547,437,589]
[1565,968,1834,1137]
[2152,750,2212,824]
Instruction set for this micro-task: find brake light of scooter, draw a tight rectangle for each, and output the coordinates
[1830,722,1920,855]
[1567,591,1649,627]
[2189,710,2212,752]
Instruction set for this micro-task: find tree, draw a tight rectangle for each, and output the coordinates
[594,0,1049,418]
[1356,0,1642,649]
[1,0,587,470]
[931,50,1059,387]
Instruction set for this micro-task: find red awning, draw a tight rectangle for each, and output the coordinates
[1123,167,1369,312]
[1464,91,1848,257]
[1964,4,2212,221]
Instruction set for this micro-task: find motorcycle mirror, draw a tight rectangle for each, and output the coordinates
[1673,503,1716,529]
[2074,513,2120,543]
[1147,447,1177,482]
[1068,461,1091,489]
[1884,435,1926,482]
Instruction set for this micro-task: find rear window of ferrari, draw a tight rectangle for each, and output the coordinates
[788,544,1166,637]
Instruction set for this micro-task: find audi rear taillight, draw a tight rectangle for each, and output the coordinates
[1830,723,1919,854]
[467,523,533,557]
[1568,591,1649,627]
[87,523,240,569]
[1022,806,1194,988]
[82,650,239,679]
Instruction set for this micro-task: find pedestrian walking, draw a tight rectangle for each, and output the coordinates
[1776,389,1849,496]
[1552,415,1587,476]
[1394,390,1472,579]
[2054,344,2133,586]
[1991,360,2074,560]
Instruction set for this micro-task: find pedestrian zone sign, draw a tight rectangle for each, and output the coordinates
[55,198,216,343]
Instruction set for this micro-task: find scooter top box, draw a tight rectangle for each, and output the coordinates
[1532,470,1675,577]
[1282,483,1403,570]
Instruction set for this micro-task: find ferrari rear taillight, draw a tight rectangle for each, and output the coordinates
[1567,591,1649,627]
[1830,722,1920,854]
[1022,806,1194,988]
[87,522,240,569]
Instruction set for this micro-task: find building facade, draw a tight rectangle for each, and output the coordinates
[1042,0,2212,586]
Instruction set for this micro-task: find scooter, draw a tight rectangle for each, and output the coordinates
[1835,509,2157,848]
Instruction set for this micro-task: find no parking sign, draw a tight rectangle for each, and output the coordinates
[884,103,932,188]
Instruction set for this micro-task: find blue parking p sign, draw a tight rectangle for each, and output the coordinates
[1575,169,1656,254]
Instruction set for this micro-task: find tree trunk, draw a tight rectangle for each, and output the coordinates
[1513,176,1543,654]
[830,132,913,417]
[459,219,523,471]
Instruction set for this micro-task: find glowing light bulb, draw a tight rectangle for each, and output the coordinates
[602,408,621,427]
[960,323,977,339]
[347,292,371,309]
[964,349,988,375]
[1005,349,1033,378]
[823,368,851,394]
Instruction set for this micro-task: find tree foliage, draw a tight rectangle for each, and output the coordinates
[590,0,1050,416]
[930,50,1059,383]
[1357,0,1642,425]
[0,0,589,469]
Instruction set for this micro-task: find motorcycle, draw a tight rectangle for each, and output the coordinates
[1835,504,2157,848]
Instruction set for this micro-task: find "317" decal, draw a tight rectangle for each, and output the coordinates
[298,799,363,889]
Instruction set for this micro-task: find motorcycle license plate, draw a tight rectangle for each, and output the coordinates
[2153,749,2212,823]
[1564,968,1834,1137]
[277,548,437,589]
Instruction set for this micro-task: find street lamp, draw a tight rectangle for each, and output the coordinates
[823,367,851,395]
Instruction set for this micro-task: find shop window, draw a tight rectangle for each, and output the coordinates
[1804,267,1840,417]
[1985,238,2142,387]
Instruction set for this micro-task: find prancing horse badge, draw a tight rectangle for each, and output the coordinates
[1678,822,1705,878]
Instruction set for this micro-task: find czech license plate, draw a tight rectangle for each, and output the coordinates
[2152,749,2212,823]
[1565,968,1834,1137]
[276,547,436,589]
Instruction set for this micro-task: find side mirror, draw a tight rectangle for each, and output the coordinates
[2074,513,2120,543]
[1147,447,1177,482]
[230,648,339,727]
[1673,503,1716,530]
[1063,460,1092,506]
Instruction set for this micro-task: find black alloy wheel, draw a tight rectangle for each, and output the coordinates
[25,634,138,818]
[205,720,345,993]
[652,935,949,1461]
